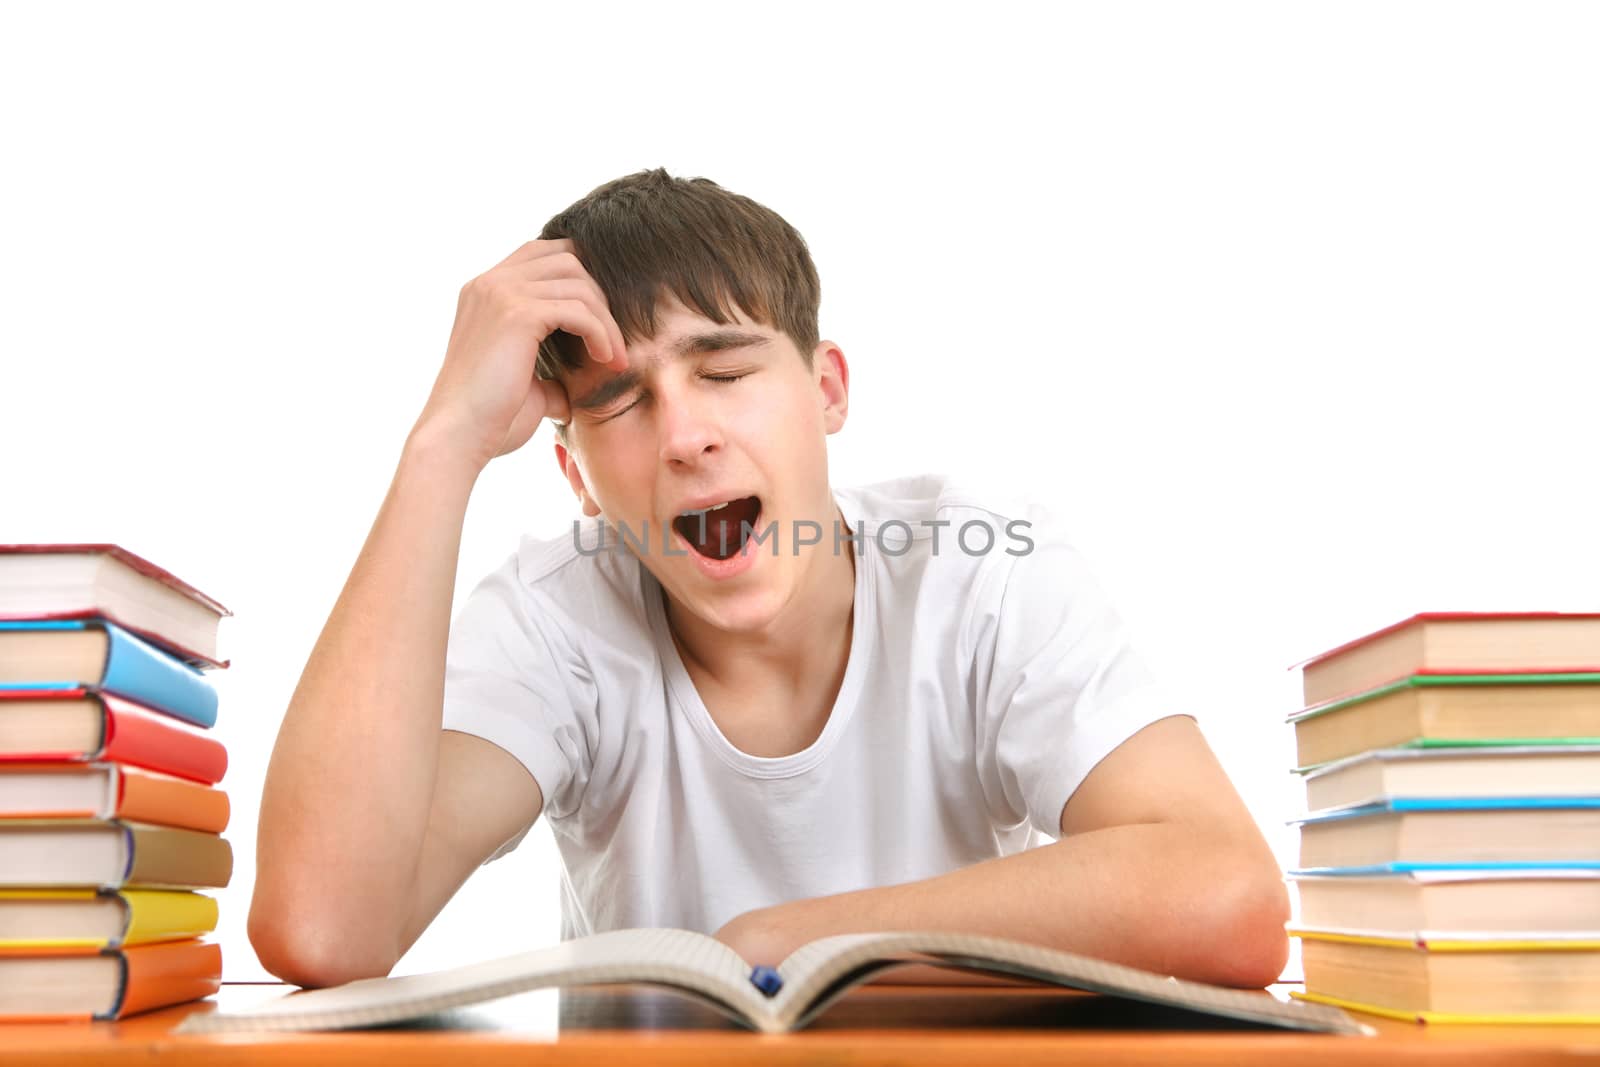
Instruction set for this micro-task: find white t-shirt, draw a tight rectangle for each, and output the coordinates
[441,472,1178,941]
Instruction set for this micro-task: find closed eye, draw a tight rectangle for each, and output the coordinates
[599,372,750,421]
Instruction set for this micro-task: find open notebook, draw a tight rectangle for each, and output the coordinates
[179,928,1370,1035]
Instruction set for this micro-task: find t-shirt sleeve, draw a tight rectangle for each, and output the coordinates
[970,515,1182,840]
[441,553,592,836]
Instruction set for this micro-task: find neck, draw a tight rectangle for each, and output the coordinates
[663,501,857,690]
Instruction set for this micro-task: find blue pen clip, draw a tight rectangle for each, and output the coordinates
[749,965,783,998]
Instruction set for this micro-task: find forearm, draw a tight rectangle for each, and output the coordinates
[761,823,1289,988]
[250,423,482,972]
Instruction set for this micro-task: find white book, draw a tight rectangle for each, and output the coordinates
[179,928,1370,1035]
[1299,745,1600,812]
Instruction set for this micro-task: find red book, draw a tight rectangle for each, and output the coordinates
[0,689,227,785]
[0,544,231,669]
[1292,611,1600,709]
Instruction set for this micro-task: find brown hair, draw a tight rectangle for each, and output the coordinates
[536,169,821,438]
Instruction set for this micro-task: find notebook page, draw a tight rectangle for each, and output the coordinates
[772,932,1372,1035]
[178,928,768,1033]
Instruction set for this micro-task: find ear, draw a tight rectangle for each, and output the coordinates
[553,439,602,517]
[812,341,849,434]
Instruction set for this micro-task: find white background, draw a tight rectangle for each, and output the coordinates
[3,2,1597,984]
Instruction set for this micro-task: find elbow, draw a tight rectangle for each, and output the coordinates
[1199,866,1291,989]
[248,888,400,989]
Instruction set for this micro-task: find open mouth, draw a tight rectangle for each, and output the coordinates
[672,496,763,561]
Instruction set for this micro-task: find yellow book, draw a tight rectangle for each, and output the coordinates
[1291,926,1600,1023]
[1292,989,1600,1025]
[0,888,218,951]
[1289,924,1600,951]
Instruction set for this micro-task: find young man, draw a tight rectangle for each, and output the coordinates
[248,169,1289,990]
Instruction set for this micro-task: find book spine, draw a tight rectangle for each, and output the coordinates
[101,695,228,784]
[114,768,231,833]
[109,940,223,1019]
[101,623,218,729]
[125,825,234,890]
[120,890,220,946]
[0,889,218,949]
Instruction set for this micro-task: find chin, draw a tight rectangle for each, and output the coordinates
[669,564,789,631]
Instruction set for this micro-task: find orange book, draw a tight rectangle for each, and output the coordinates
[0,763,228,833]
[0,939,221,1020]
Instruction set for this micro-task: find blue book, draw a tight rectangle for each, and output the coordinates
[1292,795,1600,873]
[1291,796,1600,824]
[0,618,218,728]
[1291,861,1600,876]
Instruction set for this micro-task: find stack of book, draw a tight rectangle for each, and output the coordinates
[0,545,233,1021]
[1283,611,1600,1024]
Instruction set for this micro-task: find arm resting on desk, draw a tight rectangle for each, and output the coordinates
[715,716,1290,989]
[248,429,552,990]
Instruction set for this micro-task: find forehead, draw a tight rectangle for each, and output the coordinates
[637,295,770,351]
[568,298,778,380]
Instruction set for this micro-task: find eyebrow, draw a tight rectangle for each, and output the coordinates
[570,329,773,411]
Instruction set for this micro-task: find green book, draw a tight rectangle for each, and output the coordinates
[1287,673,1600,770]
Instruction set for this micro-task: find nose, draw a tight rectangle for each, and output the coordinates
[657,382,722,466]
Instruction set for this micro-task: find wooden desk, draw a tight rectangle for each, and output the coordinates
[6,983,1600,1065]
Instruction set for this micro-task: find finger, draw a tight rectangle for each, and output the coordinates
[525,278,627,367]
[506,253,628,367]
[537,376,571,427]
[543,298,619,369]
[509,247,603,291]
[608,315,628,371]
[493,237,577,271]
[496,384,550,458]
